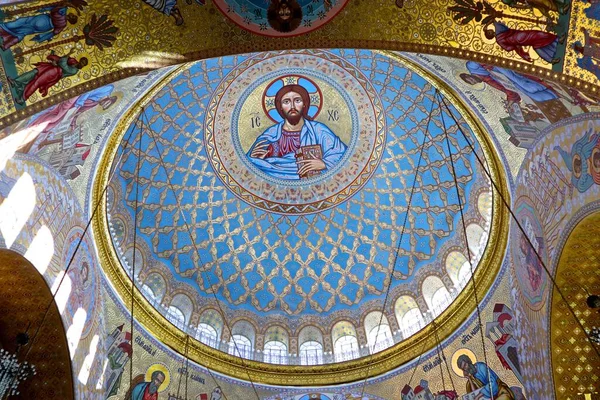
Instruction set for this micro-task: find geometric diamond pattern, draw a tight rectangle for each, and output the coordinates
[113,50,482,316]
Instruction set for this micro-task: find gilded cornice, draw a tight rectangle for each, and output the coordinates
[91,51,510,386]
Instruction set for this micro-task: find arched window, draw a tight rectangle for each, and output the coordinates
[364,311,393,354]
[196,309,223,348]
[367,325,393,353]
[167,306,185,329]
[299,341,323,365]
[298,326,324,365]
[422,276,452,317]
[332,321,360,362]
[263,340,288,364]
[401,308,425,338]
[445,251,469,288]
[196,323,218,347]
[431,286,452,316]
[228,320,255,359]
[334,335,360,362]
[395,296,425,338]
[466,223,487,260]
[142,273,166,304]
[228,334,253,359]
[169,293,193,327]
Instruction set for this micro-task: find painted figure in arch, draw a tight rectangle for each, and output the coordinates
[25,85,116,154]
[267,0,303,32]
[0,6,78,50]
[460,61,573,124]
[484,21,564,64]
[518,232,544,292]
[8,50,87,104]
[127,370,165,400]
[574,28,600,60]
[555,130,598,193]
[573,28,600,79]
[247,84,347,180]
[461,61,559,105]
[457,354,516,400]
[142,0,184,25]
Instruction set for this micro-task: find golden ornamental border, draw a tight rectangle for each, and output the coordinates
[203,49,387,215]
[91,50,510,386]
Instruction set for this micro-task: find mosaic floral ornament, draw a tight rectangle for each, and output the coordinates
[213,0,350,37]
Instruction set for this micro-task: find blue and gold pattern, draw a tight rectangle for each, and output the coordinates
[111,50,486,318]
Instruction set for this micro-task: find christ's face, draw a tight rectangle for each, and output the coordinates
[280,91,304,125]
[278,4,292,20]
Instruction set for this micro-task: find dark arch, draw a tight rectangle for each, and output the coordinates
[0,249,74,399]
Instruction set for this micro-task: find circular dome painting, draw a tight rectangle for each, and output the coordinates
[103,49,498,372]
[205,51,385,214]
[213,0,350,37]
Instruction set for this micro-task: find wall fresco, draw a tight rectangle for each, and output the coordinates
[0,0,596,127]
[406,52,600,178]
[510,114,600,399]
[0,154,106,399]
[0,66,175,205]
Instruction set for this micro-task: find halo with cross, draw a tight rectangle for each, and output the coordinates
[262,74,323,123]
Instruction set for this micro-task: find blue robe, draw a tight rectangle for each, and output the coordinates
[247,119,347,180]
[466,61,557,102]
[0,7,66,44]
[131,382,156,400]
[472,362,501,397]
[555,131,598,193]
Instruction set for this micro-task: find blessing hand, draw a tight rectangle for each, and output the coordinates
[250,140,270,159]
[297,158,326,176]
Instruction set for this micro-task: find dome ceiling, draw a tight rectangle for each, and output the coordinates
[101,49,498,373]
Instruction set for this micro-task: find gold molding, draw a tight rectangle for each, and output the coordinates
[92,50,510,386]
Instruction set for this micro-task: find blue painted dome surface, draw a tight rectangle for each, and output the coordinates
[114,50,481,317]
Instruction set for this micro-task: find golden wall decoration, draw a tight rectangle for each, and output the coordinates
[91,52,512,385]
[551,211,600,399]
[0,0,597,128]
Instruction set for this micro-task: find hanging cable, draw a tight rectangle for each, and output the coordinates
[432,319,457,393]
[359,88,439,397]
[141,110,258,400]
[438,92,494,397]
[128,111,144,389]
[176,334,190,399]
[438,95,600,357]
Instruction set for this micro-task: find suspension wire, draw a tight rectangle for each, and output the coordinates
[407,339,430,388]
[438,95,600,357]
[432,320,447,390]
[141,110,257,400]
[15,114,139,371]
[432,317,457,393]
[176,334,190,398]
[359,88,439,397]
[129,111,144,387]
[438,93,494,396]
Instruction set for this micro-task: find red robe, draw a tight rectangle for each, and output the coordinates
[24,55,77,100]
[141,385,158,400]
[495,25,557,62]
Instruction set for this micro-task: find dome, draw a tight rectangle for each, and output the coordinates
[95,49,506,383]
